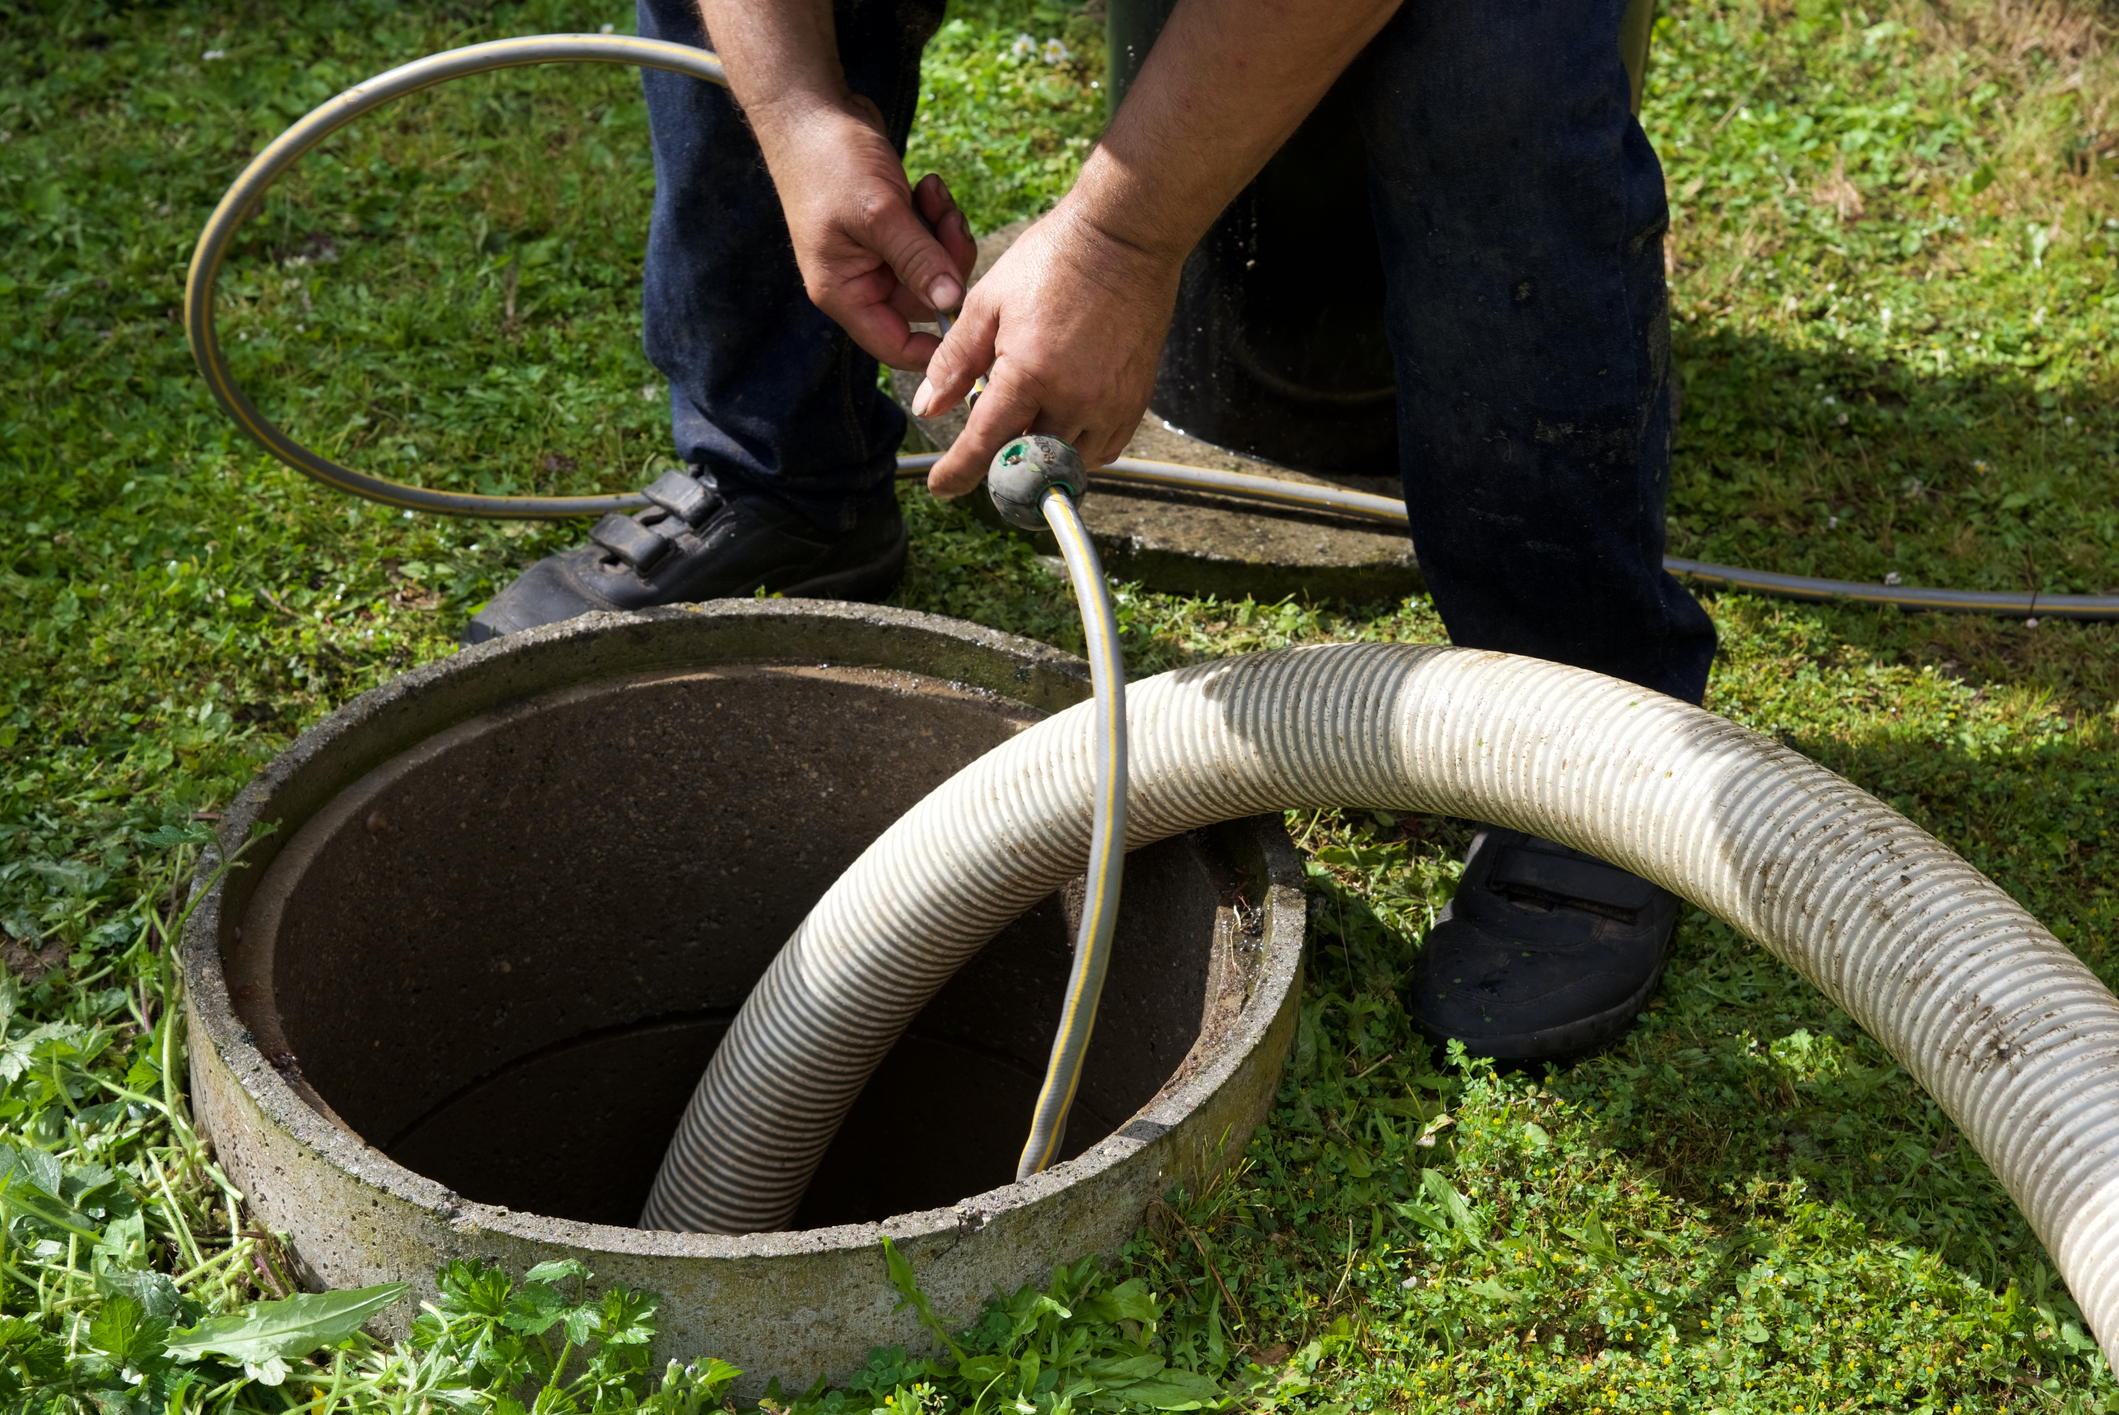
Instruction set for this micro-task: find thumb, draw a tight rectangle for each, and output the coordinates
[865,194,965,316]
[913,292,998,419]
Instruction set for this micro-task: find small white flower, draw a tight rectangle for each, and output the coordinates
[202,49,226,60]
[599,22,614,33]
[2026,617,2040,629]
[1041,36,1071,64]
[1883,572,1902,586]
[1827,515,1839,530]
[402,510,415,520]
[1009,32,1035,59]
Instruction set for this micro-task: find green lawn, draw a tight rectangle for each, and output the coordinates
[3,0,2117,1410]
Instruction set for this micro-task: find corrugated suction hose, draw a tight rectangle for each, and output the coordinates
[640,641,2119,1370]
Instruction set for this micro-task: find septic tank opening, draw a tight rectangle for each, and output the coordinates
[224,660,1249,1231]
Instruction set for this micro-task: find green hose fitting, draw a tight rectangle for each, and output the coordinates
[988,435,1088,529]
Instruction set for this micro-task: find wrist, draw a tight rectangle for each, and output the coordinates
[1057,148,1206,267]
[742,85,871,158]
[1047,179,1193,292]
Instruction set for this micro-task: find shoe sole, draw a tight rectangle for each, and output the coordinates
[773,526,907,602]
[1415,952,1669,1069]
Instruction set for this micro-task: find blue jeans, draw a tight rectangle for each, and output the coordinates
[636,0,942,534]
[636,0,1717,704]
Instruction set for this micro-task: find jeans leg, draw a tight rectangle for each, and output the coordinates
[636,0,943,532]
[1355,0,1716,705]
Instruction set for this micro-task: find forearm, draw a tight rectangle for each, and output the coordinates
[1067,0,1402,259]
[693,0,853,153]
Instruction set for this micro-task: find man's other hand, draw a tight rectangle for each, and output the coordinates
[912,205,1182,498]
[762,96,977,372]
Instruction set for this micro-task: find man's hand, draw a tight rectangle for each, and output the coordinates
[903,0,1401,497]
[755,95,977,371]
[704,0,1398,490]
[697,0,973,371]
[758,97,978,371]
[913,207,1182,497]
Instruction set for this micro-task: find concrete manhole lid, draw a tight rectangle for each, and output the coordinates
[894,222,1421,606]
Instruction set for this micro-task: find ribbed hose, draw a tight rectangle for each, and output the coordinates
[1017,488,1128,1180]
[639,642,2119,1370]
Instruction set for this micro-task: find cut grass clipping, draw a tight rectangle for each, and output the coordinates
[2,0,2116,1410]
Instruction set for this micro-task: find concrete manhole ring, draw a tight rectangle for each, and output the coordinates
[184,600,1306,1390]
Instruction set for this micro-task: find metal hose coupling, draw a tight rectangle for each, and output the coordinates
[988,435,1089,530]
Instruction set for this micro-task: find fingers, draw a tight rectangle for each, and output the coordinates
[925,371,1132,499]
[872,179,975,351]
[919,299,1142,496]
[927,366,1045,497]
[1084,417,1141,470]
[913,174,978,284]
[913,288,998,419]
[861,178,964,318]
[828,279,941,371]
[909,204,1173,501]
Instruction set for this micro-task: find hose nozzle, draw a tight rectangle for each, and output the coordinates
[988,435,1087,530]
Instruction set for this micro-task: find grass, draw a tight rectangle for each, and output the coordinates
[1653,0,2119,600]
[1,0,2116,1409]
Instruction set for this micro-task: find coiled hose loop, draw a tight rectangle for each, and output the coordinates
[184,34,726,519]
[641,642,2119,1374]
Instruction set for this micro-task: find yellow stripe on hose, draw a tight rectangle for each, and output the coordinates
[1016,487,1130,1179]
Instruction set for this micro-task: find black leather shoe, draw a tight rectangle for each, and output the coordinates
[1408,827,1678,1064]
[463,468,907,645]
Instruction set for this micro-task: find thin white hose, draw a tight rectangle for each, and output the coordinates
[1015,487,1128,1181]
[641,643,2119,1370]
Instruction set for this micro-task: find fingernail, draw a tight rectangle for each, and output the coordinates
[911,378,937,418]
[928,276,962,312]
